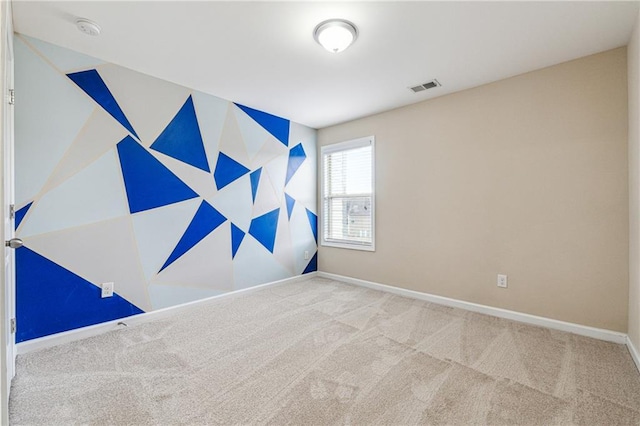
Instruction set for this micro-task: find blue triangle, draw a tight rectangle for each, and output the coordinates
[16,247,143,342]
[249,208,280,253]
[285,193,295,220]
[231,223,246,259]
[117,136,198,214]
[250,168,262,203]
[67,69,139,139]
[303,252,318,274]
[150,96,210,172]
[306,208,318,243]
[15,201,33,230]
[235,103,290,147]
[160,200,227,271]
[285,143,306,185]
[214,152,250,190]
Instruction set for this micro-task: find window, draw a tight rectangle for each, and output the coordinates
[321,136,375,251]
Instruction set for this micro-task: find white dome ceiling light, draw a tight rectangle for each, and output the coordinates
[76,18,101,36]
[313,19,358,53]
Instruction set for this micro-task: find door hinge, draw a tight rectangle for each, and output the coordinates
[10,318,15,334]
[9,204,14,220]
[8,89,14,105]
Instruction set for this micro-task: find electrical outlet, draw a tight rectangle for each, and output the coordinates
[101,282,114,298]
[497,274,508,288]
[304,251,310,260]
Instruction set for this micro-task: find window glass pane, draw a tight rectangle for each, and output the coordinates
[323,196,372,244]
[322,137,374,249]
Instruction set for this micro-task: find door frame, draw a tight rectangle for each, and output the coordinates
[0,0,14,423]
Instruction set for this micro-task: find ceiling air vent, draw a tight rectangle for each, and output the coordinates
[409,79,441,93]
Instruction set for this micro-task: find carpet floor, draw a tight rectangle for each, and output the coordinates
[9,277,640,425]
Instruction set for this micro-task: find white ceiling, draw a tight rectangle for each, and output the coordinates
[12,1,640,129]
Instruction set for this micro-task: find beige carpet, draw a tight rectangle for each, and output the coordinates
[9,277,640,425]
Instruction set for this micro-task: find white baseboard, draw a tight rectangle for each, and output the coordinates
[17,272,318,355]
[317,272,628,345]
[627,336,640,373]
[18,270,633,356]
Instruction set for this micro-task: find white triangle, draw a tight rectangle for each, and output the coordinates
[285,154,316,212]
[207,174,253,232]
[20,35,105,73]
[97,63,192,146]
[154,223,233,291]
[233,233,291,290]
[131,198,202,281]
[218,105,250,167]
[272,206,295,273]
[233,104,271,160]
[19,149,129,238]
[251,135,288,170]
[152,150,216,199]
[288,201,318,275]
[23,216,151,311]
[288,121,317,152]
[263,153,288,203]
[40,107,129,195]
[192,91,229,173]
[14,36,95,207]
[148,284,224,310]
[253,170,280,218]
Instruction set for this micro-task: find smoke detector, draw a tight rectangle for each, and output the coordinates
[76,18,101,36]
[409,79,441,93]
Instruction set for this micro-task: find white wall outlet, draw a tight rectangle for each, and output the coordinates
[304,250,310,260]
[497,274,508,288]
[101,282,114,298]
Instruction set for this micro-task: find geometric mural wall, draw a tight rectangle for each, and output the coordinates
[13,34,318,342]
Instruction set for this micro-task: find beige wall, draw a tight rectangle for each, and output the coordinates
[629,11,640,348]
[318,48,629,332]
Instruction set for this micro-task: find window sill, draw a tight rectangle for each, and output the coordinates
[320,240,375,252]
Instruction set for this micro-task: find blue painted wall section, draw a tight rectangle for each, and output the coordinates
[67,69,139,139]
[286,143,307,185]
[235,103,290,147]
[250,168,262,203]
[306,208,318,243]
[117,136,198,213]
[285,193,296,220]
[231,223,245,259]
[15,202,33,230]
[214,152,250,190]
[249,208,280,253]
[150,96,211,172]
[161,200,227,271]
[15,36,317,342]
[16,247,143,343]
[303,252,318,274]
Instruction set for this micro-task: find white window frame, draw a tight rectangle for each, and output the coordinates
[320,135,375,252]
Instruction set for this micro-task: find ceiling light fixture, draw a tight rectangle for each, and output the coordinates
[313,19,358,53]
[76,18,101,36]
